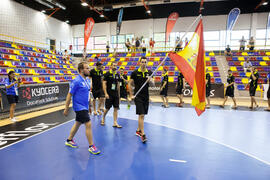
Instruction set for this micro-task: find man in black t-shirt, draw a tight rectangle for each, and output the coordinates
[176,71,185,107]
[224,45,232,57]
[205,68,211,108]
[129,56,154,143]
[220,70,237,109]
[102,62,122,128]
[119,67,130,109]
[160,68,169,108]
[249,67,259,109]
[89,62,105,115]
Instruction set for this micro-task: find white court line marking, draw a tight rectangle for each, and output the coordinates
[169,159,187,163]
[119,117,270,166]
[0,119,74,150]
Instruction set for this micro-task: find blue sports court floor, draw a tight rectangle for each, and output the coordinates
[0,103,270,180]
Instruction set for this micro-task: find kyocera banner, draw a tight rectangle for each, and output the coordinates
[84,18,95,49]
[226,8,240,31]
[0,83,69,113]
[166,12,179,42]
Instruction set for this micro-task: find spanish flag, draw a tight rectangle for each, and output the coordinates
[169,19,205,116]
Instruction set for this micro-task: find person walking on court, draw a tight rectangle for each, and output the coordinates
[220,70,237,109]
[63,62,100,155]
[129,56,154,143]
[160,68,169,108]
[89,62,105,115]
[205,68,211,108]
[265,71,270,111]
[101,62,122,128]
[5,71,21,122]
[249,67,259,110]
[176,71,185,107]
[119,67,130,109]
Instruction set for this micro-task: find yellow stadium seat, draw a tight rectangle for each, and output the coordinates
[29,69,38,75]
[209,52,215,56]
[90,62,95,66]
[168,77,174,82]
[146,53,151,57]
[7,69,15,73]
[110,58,115,62]
[14,50,20,55]
[37,63,44,69]
[175,67,178,71]
[209,72,214,77]
[240,62,244,66]
[207,67,213,71]
[147,62,154,66]
[238,57,245,61]
[55,70,62,75]
[63,65,67,69]
[242,52,248,56]
[263,57,269,61]
[126,53,131,57]
[154,57,160,61]
[120,58,125,62]
[122,62,127,66]
[33,48,38,52]
[109,54,113,57]
[10,55,17,61]
[72,76,76,80]
[265,52,270,56]
[260,61,267,66]
[33,77,42,83]
[51,76,60,82]
[242,78,249,84]
[246,72,251,77]
[67,70,72,75]
[230,67,237,71]
[4,61,15,67]
[91,54,96,57]
[158,66,163,71]
[107,62,112,66]
[205,57,210,61]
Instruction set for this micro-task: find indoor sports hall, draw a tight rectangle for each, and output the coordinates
[0,0,270,180]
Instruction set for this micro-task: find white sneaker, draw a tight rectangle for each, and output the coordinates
[10,118,17,122]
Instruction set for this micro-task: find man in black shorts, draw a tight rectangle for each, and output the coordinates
[102,62,122,128]
[160,68,169,108]
[220,70,237,109]
[129,56,154,143]
[176,71,185,107]
[249,67,259,109]
[119,67,130,109]
[205,68,211,108]
[89,62,105,115]
[266,72,270,111]
[63,62,100,155]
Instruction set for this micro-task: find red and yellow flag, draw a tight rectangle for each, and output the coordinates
[169,19,205,116]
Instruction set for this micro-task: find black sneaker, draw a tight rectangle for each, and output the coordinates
[141,134,147,143]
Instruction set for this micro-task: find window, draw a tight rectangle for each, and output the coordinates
[154,33,165,42]
[204,31,219,41]
[231,30,250,40]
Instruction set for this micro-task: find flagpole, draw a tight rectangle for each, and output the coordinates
[134,14,202,98]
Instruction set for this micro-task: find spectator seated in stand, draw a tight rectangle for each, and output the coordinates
[224,45,232,57]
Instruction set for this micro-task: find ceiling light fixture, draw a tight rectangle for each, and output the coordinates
[263,2,268,5]
[81,2,88,6]
[147,10,151,14]
[100,14,104,18]
[41,10,46,13]
[65,20,69,23]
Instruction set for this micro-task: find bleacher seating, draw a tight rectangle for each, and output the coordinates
[87,51,222,84]
[0,40,77,85]
[226,51,270,91]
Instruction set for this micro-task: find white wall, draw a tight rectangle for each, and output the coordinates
[0,0,72,51]
[72,12,269,38]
